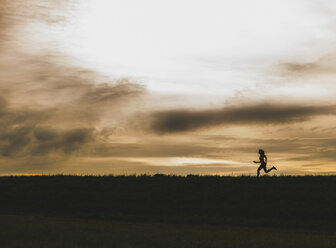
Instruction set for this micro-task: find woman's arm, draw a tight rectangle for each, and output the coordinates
[254,155,262,163]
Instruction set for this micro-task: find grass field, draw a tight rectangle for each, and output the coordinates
[0,214,335,248]
[0,175,335,247]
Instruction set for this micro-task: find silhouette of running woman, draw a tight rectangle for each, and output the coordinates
[253,149,277,177]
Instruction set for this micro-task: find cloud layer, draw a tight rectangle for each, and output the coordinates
[150,103,336,133]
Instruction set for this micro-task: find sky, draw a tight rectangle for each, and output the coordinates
[0,0,336,175]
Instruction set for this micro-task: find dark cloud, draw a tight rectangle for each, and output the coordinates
[0,126,32,156]
[31,127,94,155]
[150,103,336,133]
[0,96,95,157]
[0,54,145,160]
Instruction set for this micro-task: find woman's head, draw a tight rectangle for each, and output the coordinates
[258,149,265,155]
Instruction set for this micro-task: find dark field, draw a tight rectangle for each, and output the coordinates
[0,175,335,247]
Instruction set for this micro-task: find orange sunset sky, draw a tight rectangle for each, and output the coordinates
[0,0,336,175]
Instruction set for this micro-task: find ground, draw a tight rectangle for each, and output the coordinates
[0,175,335,247]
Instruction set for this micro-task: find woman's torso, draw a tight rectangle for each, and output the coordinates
[260,155,266,165]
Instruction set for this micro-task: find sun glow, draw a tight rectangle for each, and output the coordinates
[119,157,243,167]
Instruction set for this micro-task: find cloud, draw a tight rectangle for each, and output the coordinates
[82,81,144,104]
[0,52,146,160]
[0,0,147,168]
[0,96,95,157]
[279,54,336,76]
[149,103,336,133]
[31,127,94,155]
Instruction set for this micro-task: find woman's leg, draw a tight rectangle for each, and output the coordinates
[265,166,276,173]
[257,165,264,176]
